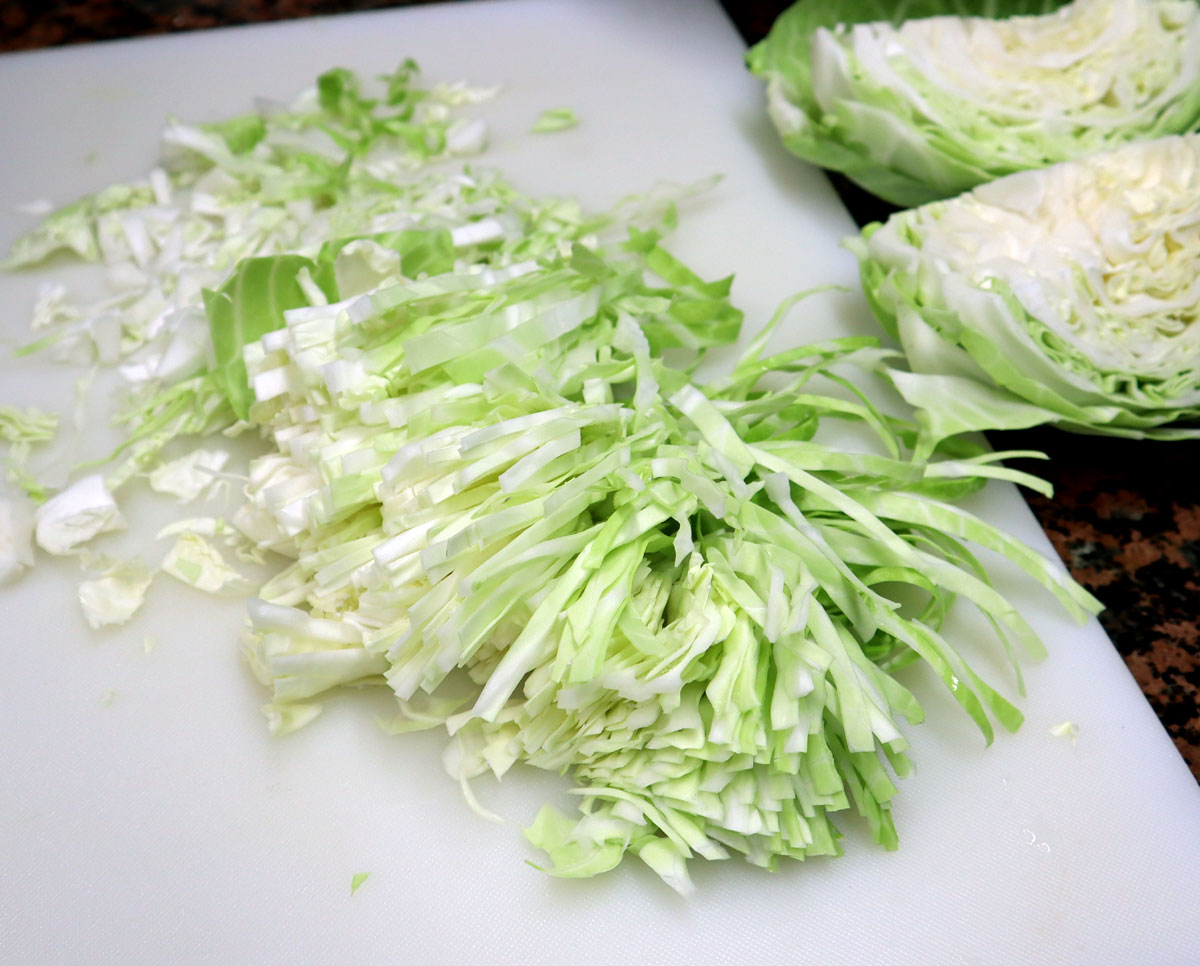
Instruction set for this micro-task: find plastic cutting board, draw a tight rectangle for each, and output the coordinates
[2,2,1199,963]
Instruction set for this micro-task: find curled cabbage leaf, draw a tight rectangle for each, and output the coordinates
[851,134,1200,450]
[747,0,1200,206]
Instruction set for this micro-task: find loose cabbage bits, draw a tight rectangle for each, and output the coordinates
[852,134,1200,448]
[235,244,1099,893]
[748,0,1200,205]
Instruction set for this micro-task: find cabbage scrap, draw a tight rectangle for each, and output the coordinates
[4,60,500,404]
[33,474,125,555]
[4,60,688,492]
[0,404,58,444]
[147,449,231,504]
[852,134,1200,450]
[0,497,35,585]
[531,108,580,133]
[78,554,155,629]
[747,0,1200,205]
[161,530,253,596]
[1,404,59,502]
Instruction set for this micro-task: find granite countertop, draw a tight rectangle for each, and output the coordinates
[3,1,1197,784]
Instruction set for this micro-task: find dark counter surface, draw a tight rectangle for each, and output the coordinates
[3,0,1197,783]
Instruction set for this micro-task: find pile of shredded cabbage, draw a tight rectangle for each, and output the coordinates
[747,0,1200,206]
[0,60,1100,893]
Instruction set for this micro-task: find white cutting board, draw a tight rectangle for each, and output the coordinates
[1,2,1198,964]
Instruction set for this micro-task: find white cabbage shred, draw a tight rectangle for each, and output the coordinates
[147,449,231,504]
[0,498,36,585]
[33,474,125,555]
[78,555,155,629]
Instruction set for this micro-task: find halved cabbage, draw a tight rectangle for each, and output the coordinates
[851,134,1200,450]
[747,0,1200,206]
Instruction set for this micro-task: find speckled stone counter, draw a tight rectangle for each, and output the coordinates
[3,0,1197,783]
[1006,430,1200,780]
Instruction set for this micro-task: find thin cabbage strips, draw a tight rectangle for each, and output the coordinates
[235,254,1100,892]
[746,0,1200,206]
[851,134,1200,450]
[1,59,1104,894]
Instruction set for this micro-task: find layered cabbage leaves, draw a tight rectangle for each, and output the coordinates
[852,134,1200,449]
[747,0,1200,206]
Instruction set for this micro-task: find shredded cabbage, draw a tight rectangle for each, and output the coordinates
[230,238,1098,893]
[1,59,1103,894]
[852,134,1200,450]
[747,0,1200,205]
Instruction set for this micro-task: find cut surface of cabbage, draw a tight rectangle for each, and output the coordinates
[748,0,1200,205]
[853,134,1200,449]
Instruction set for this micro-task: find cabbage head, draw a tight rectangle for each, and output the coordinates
[747,0,1200,206]
[851,134,1200,450]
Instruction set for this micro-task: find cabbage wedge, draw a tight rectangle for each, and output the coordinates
[852,134,1200,450]
[747,0,1200,206]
